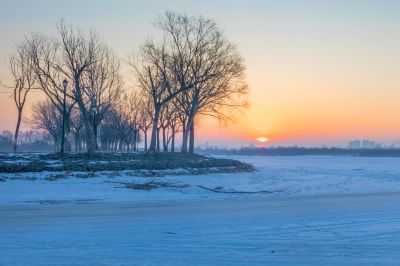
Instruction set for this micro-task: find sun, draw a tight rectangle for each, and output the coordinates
[256,137,269,143]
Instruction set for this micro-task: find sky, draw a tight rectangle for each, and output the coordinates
[0,0,400,147]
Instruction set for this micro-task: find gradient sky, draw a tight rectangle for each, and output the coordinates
[1,0,400,147]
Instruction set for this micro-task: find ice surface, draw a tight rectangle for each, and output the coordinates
[1,155,400,204]
[1,155,400,265]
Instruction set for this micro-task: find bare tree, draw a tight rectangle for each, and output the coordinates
[69,106,85,151]
[161,12,248,153]
[27,33,77,152]
[28,22,120,154]
[55,22,103,154]
[138,96,153,151]
[109,93,135,151]
[188,79,248,153]
[126,91,142,151]
[31,100,63,151]
[134,11,213,152]
[158,104,170,152]
[134,12,248,153]
[158,101,181,152]
[133,46,170,153]
[82,44,123,150]
[7,40,36,152]
[180,62,248,153]
[100,110,119,151]
[166,101,182,152]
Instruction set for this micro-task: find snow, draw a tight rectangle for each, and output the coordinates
[1,155,400,265]
[2,159,30,164]
[1,155,400,204]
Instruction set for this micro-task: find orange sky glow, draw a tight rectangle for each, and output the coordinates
[1,1,400,147]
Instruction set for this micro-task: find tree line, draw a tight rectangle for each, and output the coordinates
[2,12,248,154]
[0,130,53,152]
[197,146,400,157]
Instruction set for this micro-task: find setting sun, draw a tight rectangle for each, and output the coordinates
[256,137,269,143]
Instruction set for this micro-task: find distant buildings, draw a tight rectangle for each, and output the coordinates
[348,139,382,149]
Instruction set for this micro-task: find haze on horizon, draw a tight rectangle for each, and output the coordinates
[1,0,400,147]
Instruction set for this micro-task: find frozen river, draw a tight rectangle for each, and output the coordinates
[1,155,400,265]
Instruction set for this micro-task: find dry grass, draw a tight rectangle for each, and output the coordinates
[124,180,190,191]
[45,173,69,181]
[197,185,287,194]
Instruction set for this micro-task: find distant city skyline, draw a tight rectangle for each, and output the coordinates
[1,0,400,146]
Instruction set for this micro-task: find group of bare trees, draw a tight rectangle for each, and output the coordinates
[0,130,53,152]
[3,12,248,154]
[7,40,36,152]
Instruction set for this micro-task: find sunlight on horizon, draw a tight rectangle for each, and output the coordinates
[256,137,269,143]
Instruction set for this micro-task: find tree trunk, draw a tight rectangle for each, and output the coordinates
[148,106,160,152]
[132,131,136,152]
[144,129,148,152]
[136,130,140,151]
[189,122,195,153]
[74,82,96,154]
[54,139,59,152]
[183,100,198,153]
[134,130,138,151]
[181,115,194,153]
[171,127,175,153]
[181,126,189,153]
[74,137,78,152]
[82,112,96,154]
[93,119,98,150]
[13,110,22,153]
[162,127,168,152]
[156,128,160,151]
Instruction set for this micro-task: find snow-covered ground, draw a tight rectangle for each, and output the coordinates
[1,155,400,265]
[1,155,400,204]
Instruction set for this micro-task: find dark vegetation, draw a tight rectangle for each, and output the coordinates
[0,152,253,173]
